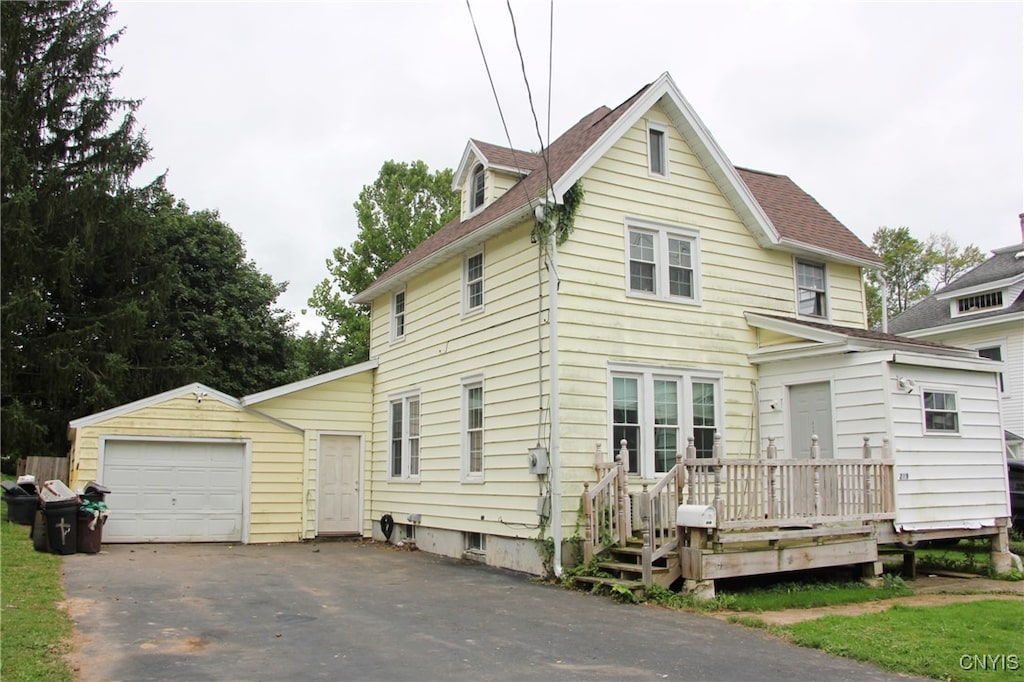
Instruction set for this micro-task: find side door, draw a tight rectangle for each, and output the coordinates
[317,434,361,535]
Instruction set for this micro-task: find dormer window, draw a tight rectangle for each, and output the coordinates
[470,164,485,211]
[647,122,668,177]
[956,291,1002,314]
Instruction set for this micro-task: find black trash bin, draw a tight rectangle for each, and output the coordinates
[81,482,111,504]
[2,481,39,525]
[77,499,108,554]
[42,499,78,555]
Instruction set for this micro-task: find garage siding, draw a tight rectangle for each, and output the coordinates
[70,393,304,543]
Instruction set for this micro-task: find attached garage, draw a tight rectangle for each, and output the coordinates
[69,383,305,544]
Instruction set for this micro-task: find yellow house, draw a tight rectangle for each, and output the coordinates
[350,72,1011,580]
[69,72,1012,588]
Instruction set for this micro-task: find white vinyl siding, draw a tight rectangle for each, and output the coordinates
[976,345,1004,393]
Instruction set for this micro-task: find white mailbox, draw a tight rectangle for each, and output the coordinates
[676,504,717,528]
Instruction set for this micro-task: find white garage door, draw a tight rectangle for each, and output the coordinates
[101,439,247,542]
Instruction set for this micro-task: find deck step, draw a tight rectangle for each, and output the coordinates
[598,561,667,575]
[572,575,644,590]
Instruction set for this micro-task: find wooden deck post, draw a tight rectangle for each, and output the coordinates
[641,483,652,586]
[582,482,593,561]
[685,436,696,505]
[811,435,822,517]
[766,436,778,520]
[712,433,724,542]
[616,440,630,545]
[862,436,872,516]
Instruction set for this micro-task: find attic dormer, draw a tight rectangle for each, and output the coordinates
[453,139,543,220]
[936,271,1024,319]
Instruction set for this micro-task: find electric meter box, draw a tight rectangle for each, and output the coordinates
[527,446,549,475]
[676,504,717,528]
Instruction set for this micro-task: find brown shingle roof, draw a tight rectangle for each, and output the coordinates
[355,80,878,302]
[736,168,879,263]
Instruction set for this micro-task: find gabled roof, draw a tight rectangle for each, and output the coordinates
[888,243,1024,335]
[242,359,377,406]
[353,72,879,305]
[452,139,544,188]
[68,383,240,430]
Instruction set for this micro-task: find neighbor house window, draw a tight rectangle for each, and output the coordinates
[977,346,1005,393]
[647,122,668,177]
[625,220,700,303]
[464,252,484,313]
[462,376,484,481]
[796,260,827,318]
[391,290,406,341]
[957,291,1002,314]
[923,390,959,433]
[610,365,722,477]
[470,164,485,212]
[389,393,421,479]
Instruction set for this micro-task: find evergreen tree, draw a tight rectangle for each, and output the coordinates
[1,0,157,460]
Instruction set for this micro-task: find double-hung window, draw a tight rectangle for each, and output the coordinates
[391,290,406,341]
[389,392,420,480]
[462,376,484,482]
[610,365,722,477]
[647,121,668,177]
[796,260,827,318]
[625,220,700,303]
[923,390,959,434]
[464,251,484,314]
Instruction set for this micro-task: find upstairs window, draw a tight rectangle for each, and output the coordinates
[470,164,485,212]
[796,260,827,318]
[626,221,700,303]
[647,122,668,177]
[464,252,484,314]
[391,290,406,341]
[923,390,959,434]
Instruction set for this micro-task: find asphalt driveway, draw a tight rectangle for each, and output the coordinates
[62,541,917,681]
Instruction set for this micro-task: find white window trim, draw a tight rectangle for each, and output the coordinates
[794,257,830,320]
[921,388,960,436]
[387,390,421,481]
[461,374,485,483]
[646,120,669,179]
[975,342,1007,394]
[623,218,701,304]
[391,289,406,343]
[607,362,724,479]
[462,250,485,317]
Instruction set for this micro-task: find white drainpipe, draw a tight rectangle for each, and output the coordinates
[547,233,563,577]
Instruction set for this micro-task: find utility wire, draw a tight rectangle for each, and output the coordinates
[465,0,537,212]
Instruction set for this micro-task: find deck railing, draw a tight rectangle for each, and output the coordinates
[581,434,896,581]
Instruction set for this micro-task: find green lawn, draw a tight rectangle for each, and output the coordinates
[780,600,1024,682]
[1,496,74,682]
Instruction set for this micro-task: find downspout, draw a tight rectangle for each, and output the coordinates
[880,275,889,333]
[546,222,563,577]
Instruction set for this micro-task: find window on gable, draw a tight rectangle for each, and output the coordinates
[470,164,485,212]
[626,222,700,303]
[647,123,667,177]
[923,390,959,433]
[957,291,1003,314]
[462,377,484,481]
[978,346,1005,393]
[389,393,420,480]
[464,252,484,313]
[392,290,406,341]
[611,367,722,478]
[796,260,827,318]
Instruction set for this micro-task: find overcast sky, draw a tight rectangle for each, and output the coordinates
[108,0,1023,333]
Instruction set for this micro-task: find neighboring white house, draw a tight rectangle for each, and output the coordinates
[889,234,1024,459]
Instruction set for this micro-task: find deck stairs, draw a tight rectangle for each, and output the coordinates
[573,536,681,596]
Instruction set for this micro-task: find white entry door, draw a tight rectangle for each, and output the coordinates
[788,382,837,515]
[317,434,361,535]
